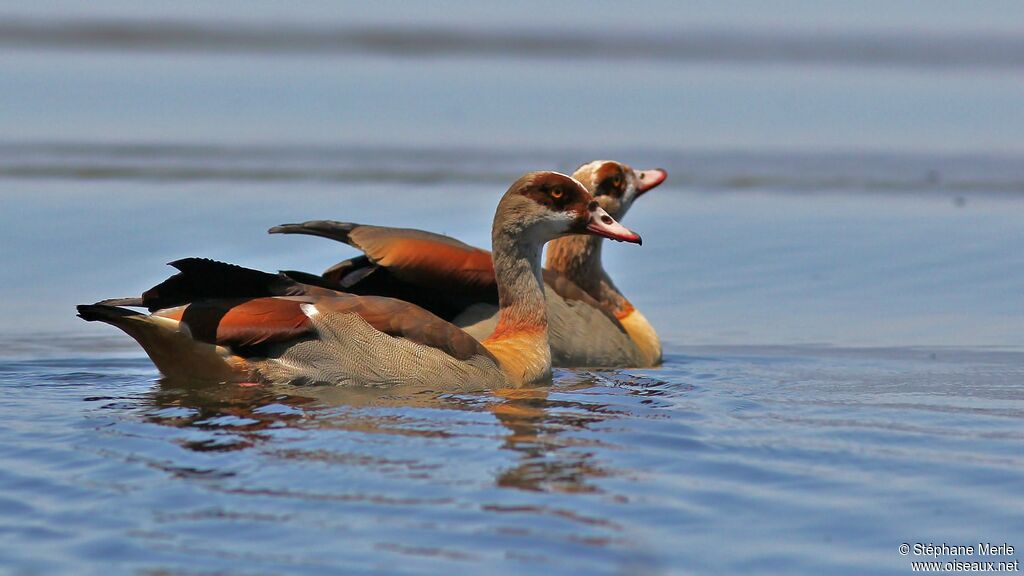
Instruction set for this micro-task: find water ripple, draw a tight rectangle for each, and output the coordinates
[2,142,1023,195]
[3,18,1024,70]
[0,348,1022,574]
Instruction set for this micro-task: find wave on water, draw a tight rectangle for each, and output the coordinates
[1,141,1023,195]
[2,18,1024,69]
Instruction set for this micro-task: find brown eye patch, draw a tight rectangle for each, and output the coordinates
[521,173,590,213]
[595,163,627,198]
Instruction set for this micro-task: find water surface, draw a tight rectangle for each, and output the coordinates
[2,346,1022,575]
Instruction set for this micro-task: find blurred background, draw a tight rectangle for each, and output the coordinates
[2,0,1023,350]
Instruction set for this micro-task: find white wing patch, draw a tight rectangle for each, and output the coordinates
[300,303,320,319]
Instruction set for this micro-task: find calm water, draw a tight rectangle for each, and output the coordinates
[2,3,1024,575]
[2,348,1023,575]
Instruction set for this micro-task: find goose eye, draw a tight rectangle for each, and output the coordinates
[550,188,564,199]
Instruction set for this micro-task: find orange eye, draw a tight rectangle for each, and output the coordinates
[550,188,563,199]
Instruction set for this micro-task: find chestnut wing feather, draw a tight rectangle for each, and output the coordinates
[343,224,497,296]
[272,221,498,298]
[171,298,315,349]
[163,294,491,363]
[271,222,623,333]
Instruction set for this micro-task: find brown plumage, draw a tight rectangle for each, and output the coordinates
[78,171,641,388]
[312,294,491,362]
[177,298,313,349]
[546,160,666,366]
[270,160,666,368]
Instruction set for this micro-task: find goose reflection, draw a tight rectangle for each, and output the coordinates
[141,370,674,492]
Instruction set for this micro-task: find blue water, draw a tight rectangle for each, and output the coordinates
[2,3,1023,575]
[2,349,1022,575]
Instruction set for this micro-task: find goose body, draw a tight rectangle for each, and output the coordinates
[272,161,666,368]
[78,172,641,389]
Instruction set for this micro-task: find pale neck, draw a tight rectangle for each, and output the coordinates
[488,229,547,338]
[545,234,605,294]
[545,234,633,318]
[483,226,551,386]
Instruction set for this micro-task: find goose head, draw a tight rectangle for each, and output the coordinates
[572,160,667,220]
[495,171,642,246]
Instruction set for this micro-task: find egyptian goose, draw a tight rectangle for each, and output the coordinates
[76,172,641,388]
[545,160,666,366]
[270,160,666,368]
